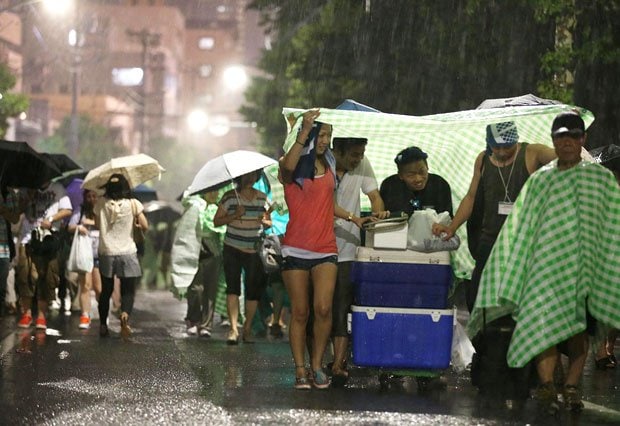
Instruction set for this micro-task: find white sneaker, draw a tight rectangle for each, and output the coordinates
[199,328,211,337]
[187,325,198,335]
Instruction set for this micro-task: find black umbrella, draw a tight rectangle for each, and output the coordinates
[589,144,620,173]
[55,169,89,187]
[133,183,158,203]
[143,201,182,224]
[42,153,82,173]
[0,140,62,189]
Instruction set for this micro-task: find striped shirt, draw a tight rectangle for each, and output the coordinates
[220,189,268,253]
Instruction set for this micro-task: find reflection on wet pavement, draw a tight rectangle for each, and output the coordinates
[0,290,618,425]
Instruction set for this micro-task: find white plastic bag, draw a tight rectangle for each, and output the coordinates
[451,321,476,372]
[407,209,461,252]
[67,228,94,273]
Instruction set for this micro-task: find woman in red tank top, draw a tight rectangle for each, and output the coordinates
[279,109,352,390]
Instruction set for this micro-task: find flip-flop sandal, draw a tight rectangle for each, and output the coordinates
[594,356,616,370]
[331,372,348,388]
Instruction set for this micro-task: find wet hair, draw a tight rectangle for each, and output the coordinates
[81,189,97,218]
[394,146,428,171]
[102,173,131,200]
[332,137,368,154]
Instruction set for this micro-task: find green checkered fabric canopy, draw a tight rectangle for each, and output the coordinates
[267,104,594,278]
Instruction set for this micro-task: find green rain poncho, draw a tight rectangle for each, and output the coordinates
[467,160,620,367]
[170,195,225,296]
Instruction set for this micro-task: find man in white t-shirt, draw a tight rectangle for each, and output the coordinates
[15,181,72,330]
[331,137,388,386]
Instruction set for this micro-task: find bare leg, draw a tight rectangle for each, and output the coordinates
[536,345,558,384]
[227,294,240,335]
[242,299,258,340]
[92,267,102,301]
[283,269,310,378]
[79,272,91,316]
[271,278,285,324]
[332,336,349,376]
[565,332,588,386]
[310,262,337,372]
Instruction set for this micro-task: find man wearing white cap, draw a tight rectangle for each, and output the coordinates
[467,111,620,414]
[432,121,556,311]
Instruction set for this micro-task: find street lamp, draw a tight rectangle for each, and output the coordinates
[186,109,208,134]
[222,65,248,91]
[41,0,72,16]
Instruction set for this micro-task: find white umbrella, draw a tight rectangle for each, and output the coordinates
[82,153,165,190]
[188,150,277,195]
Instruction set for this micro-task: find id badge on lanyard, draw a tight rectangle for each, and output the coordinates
[498,201,514,216]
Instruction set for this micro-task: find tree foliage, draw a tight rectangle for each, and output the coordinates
[0,63,29,138]
[37,115,128,170]
[244,0,619,152]
[147,135,207,202]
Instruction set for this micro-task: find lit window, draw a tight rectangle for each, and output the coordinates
[112,68,144,86]
[199,65,213,78]
[198,37,215,50]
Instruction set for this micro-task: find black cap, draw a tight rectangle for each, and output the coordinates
[394,146,428,166]
[551,112,585,137]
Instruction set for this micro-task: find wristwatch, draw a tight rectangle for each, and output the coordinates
[346,212,353,222]
[47,215,54,223]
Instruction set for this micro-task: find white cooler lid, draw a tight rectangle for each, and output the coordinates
[351,305,456,323]
[355,246,451,265]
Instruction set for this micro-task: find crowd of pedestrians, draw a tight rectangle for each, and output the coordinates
[0,109,618,417]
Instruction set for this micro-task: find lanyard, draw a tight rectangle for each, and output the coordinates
[496,146,519,202]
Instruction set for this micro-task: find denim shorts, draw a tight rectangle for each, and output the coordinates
[280,255,338,271]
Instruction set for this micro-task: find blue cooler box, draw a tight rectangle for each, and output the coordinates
[351,247,452,308]
[350,305,454,369]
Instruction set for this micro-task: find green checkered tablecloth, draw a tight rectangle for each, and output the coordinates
[268,105,594,278]
[466,161,620,367]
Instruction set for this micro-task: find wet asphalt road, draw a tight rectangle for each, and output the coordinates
[0,289,619,425]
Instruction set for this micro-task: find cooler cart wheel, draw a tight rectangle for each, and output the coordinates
[416,376,431,391]
[379,373,390,390]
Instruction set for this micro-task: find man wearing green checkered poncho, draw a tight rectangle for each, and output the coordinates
[467,112,620,414]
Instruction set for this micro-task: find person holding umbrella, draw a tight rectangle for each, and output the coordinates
[15,180,73,329]
[94,174,148,339]
[213,171,271,344]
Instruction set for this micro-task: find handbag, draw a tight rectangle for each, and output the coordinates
[131,199,145,245]
[29,227,61,257]
[67,228,94,273]
[258,233,282,274]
